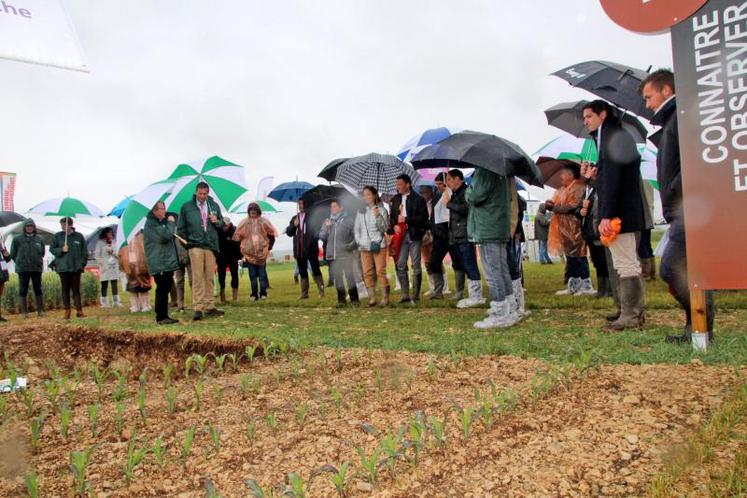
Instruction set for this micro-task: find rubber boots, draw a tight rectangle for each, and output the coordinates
[299,278,310,299]
[607,276,645,331]
[367,287,377,307]
[453,270,466,300]
[313,275,326,298]
[430,273,445,300]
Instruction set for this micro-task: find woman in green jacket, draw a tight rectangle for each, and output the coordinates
[50,217,88,320]
[9,218,45,318]
[143,200,180,325]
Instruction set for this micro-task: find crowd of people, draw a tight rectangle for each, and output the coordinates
[0,69,711,341]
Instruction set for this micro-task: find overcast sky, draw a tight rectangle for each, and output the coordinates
[1,0,673,212]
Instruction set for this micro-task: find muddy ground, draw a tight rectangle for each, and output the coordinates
[0,324,741,497]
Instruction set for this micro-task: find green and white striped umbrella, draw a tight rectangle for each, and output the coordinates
[230,200,280,214]
[27,196,104,218]
[115,179,176,249]
[534,135,598,163]
[163,156,248,214]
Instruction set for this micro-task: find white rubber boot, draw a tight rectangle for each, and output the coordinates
[112,295,124,308]
[129,292,141,313]
[513,279,530,318]
[474,300,512,329]
[100,296,109,308]
[574,278,597,296]
[457,279,486,309]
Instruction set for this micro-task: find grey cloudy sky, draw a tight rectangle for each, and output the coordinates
[1,0,673,212]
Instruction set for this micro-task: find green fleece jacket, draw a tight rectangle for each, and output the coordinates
[176,195,224,252]
[465,168,511,244]
[49,230,87,273]
[143,211,179,275]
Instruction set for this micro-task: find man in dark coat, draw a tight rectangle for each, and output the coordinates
[285,199,325,299]
[387,174,429,303]
[445,169,472,300]
[534,202,552,264]
[640,69,715,343]
[583,100,646,331]
[49,217,88,319]
[217,217,241,303]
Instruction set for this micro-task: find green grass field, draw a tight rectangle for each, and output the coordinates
[69,260,747,366]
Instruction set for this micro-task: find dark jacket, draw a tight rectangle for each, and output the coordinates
[50,230,87,273]
[176,195,224,252]
[387,190,429,242]
[217,223,241,264]
[592,121,645,234]
[318,212,356,260]
[534,204,551,242]
[576,188,599,243]
[446,183,469,244]
[285,212,319,259]
[143,211,179,275]
[650,97,681,224]
[10,220,45,273]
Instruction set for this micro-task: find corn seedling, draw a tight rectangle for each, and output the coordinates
[328,462,350,497]
[407,413,427,464]
[138,367,148,389]
[426,358,437,382]
[245,418,257,443]
[137,387,147,424]
[180,426,196,463]
[20,388,34,418]
[204,477,222,498]
[291,358,301,382]
[240,374,251,396]
[244,345,257,366]
[184,356,194,379]
[0,395,7,420]
[265,411,278,434]
[479,399,495,430]
[317,401,329,419]
[193,379,205,411]
[213,383,223,403]
[29,414,45,452]
[330,387,344,411]
[496,386,518,416]
[152,435,166,468]
[213,353,228,373]
[354,382,365,404]
[285,472,305,497]
[24,470,40,498]
[114,401,126,435]
[379,427,405,477]
[357,446,381,485]
[227,352,239,372]
[294,401,308,427]
[123,431,151,484]
[166,386,177,415]
[245,479,276,498]
[272,368,282,385]
[162,363,175,388]
[427,415,446,449]
[193,354,210,377]
[87,402,100,438]
[458,406,475,439]
[69,445,95,497]
[43,379,61,412]
[334,349,343,372]
[207,422,222,453]
[59,402,72,438]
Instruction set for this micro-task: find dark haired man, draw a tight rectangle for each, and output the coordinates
[640,69,715,343]
[177,182,225,320]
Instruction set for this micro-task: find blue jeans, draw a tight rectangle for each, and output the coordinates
[247,264,268,298]
[457,243,481,281]
[538,240,552,264]
[479,242,512,302]
[566,256,590,279]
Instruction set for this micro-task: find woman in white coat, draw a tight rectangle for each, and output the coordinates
[95,227,123,307]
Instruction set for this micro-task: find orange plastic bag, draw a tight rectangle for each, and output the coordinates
[600,218,622,247]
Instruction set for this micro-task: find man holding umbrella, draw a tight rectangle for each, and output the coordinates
[177,182,225,321]
[583,100,647,331]
[388,174,429,304]
[640,69,714,343]
[50,217,88,319]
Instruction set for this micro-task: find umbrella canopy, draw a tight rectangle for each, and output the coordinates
[108,196,132,218]
[267,181,314,203]
[230,200,280,214]
[27,196,104,218]
[333,153,421,195]
[0,219,56,247]
[534,158,583,190]
[396,126,463,162]
[85,224,117,253]
[545,100,649,143]
[0,211,25,228]
[317,158,349,183]
[163,156,248,214]
[412,131,543,187]
[551,60,653,120]
[116,179,176,249]
[534,135,598,163]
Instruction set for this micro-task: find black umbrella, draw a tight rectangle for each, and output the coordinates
[318,157,349,182]
[551,60,653,120]
[300,185,364,238]
[0,211,25,227]
[545,100,649,143]
[535,158,581,190]
[411,131,543,187]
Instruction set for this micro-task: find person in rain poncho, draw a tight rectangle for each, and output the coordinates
[320,199,359,307]
[118,231,152,313]
[232,202,277,301]
[50,217,88,320]
[94,226,123,308]
[546,162,595,297]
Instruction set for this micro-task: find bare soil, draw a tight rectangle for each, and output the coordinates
[0,325,740,497]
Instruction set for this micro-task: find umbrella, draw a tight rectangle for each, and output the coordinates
[27,196,104,218]
[317,158,349,182]
[163,156,248,214]
[412,131,543,187]
[332,153,421,195]
[551,60,653,120]
[0,211,25,228]
[396,126,463,162]
[230,200,280,214]
[85,224,117,253]
[545,100,649,144]
[108,196,132,218]
[534,158,583,190]
[116,179,176,249]
[267,181,314,203]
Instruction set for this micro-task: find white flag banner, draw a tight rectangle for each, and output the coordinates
[0,0,88,72]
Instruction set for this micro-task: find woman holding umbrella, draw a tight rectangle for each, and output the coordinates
[49,217,88,319]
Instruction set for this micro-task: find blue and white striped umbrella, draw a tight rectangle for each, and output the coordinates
[397,126,463,162]
[336,153,420,195]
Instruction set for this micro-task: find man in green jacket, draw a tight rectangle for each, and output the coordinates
[466,168,518,329]
[10,219,46,318]
[144,201,180,325]
[177,182,225,320]
[49,217,88,319]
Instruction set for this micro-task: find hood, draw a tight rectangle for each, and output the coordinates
[650,96,676,127]
[23,218,37,234]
